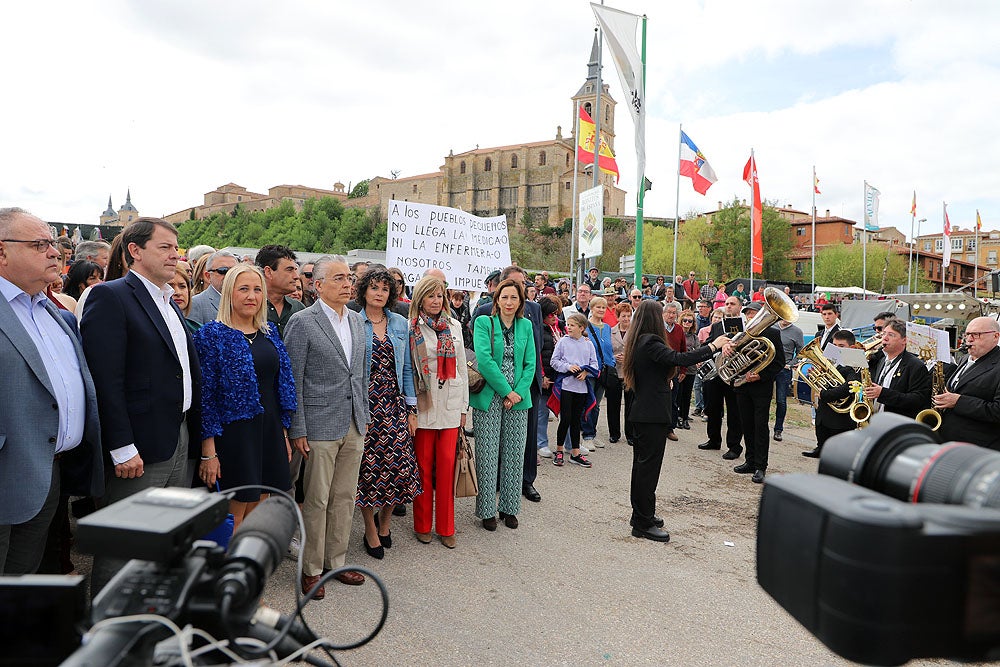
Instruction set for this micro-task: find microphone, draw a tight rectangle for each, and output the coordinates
[215,497,297,606]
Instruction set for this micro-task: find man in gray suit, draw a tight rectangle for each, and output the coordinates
[285,256,370,599]
[188,250,237,325]
[0,208,103,574]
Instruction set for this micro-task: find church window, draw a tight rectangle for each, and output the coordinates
[460,161,466,174]
[412,184,418,193]
[584,102,592,117]
[539,151,546,166]
[605,105,609,123]
[566,153,571,167]
[511,155,518,169]
[565,182,571,190]
[484,158,492,172]
[586,84,592,93]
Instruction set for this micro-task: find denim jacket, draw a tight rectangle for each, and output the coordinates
[361,307,417,406]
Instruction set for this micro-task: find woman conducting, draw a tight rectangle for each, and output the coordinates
[195,264,296,528]
[408,276,469,548]
[471,278,536,531]
[620,300,729,542]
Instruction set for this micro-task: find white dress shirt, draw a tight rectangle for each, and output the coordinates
[319,299,354,364]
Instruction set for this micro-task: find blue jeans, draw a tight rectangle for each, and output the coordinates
[693,374,705,411]
[773,367,792,434]
[537,391,550,450]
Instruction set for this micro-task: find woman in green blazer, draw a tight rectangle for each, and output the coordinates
[471,278,536,531]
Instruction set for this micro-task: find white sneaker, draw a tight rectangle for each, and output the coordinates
[579,444,591,455]
[286,535,301,561]
[590,439,605,449]
[539,446,554,458]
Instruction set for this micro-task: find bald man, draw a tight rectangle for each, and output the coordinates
[423,268,448,283]
[934,316,1000,450]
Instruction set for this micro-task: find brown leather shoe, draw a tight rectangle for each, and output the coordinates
[333,570,365,586]
[439,534,456,549]
[667,431,679,441]
[415,531,433,544]
[301,573,325,600]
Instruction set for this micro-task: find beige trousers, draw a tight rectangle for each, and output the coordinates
[302,423,365,576]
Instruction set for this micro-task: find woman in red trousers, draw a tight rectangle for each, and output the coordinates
[408,276,470,548]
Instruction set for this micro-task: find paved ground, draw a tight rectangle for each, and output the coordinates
[257,400,948,666]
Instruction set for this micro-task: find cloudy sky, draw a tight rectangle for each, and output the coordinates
[3,0,998,239]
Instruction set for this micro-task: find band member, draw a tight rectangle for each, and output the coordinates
[803,330,861,458]
[933,317,1000,450]
[863,319,930,419]
[731,302,784,484]
[867,311,894,374]
[817,303,840,350]
[698,296,744,459]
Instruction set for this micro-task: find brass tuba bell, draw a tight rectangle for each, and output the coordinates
[714,287,799,387]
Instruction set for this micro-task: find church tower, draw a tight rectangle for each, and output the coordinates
[99,195,117,225]
[570,30,616,152]
[117,189,139,226]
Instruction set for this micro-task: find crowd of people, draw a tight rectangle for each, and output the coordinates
[4,206,1000,602]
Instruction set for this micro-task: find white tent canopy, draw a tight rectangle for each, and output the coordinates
[814,285,882,296]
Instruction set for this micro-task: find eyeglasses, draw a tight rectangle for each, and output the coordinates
[2,238,57,252]
[965,331,999,340]
[873,325,883,332]
[631,295,642,300]
[682,319,694,323]
[208,267,231,276]
[302,271,313,279]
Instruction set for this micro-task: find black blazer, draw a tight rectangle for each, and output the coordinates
[938,346,1000,450]
[816,365,860,432]
[817,323,841,350]
[873,350,930,419]
[81,272,202,465]
[629,333,715,423]
[474,299,543,391]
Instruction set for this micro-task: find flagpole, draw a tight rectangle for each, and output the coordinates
[748,148,754,294]
[942,201,946,293]
[862,180,868,300]
[672,123,682,281]
[915,217,924,291]
[811,165,816,296]
[907,193,915,292]
[590,13,603,282]
[634,14,647,288]
[570,105,581,277]
[975,209,981,296]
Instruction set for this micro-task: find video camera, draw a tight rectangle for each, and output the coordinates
[757,413,1000,666]
[0,487,341,666]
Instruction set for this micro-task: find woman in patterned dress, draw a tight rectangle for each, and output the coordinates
[470,278,536,530]
[355,268,420,559]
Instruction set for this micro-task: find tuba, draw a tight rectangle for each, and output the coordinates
[915,360,946,431]
[794,338,852,413]
[712,287,799,387]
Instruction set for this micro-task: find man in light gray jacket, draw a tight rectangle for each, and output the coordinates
[284,255,370,599]
[188,250,237,325]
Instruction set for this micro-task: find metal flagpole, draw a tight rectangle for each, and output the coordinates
[915,217,924,291]
[590,11,603,283]
[748,148,754,294]
[862,180,868,300]
[942,201,947,293]
[634,14,647,288]
[976,209,981,296]
[672,123,682,281]
[569,104,581,277]
[907,200,915,292]
[811,165,816,295]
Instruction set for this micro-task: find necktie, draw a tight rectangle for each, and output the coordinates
[950,359,973,390]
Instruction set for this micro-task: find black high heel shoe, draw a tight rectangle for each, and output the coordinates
[379,530,392,549]
[363,534,384,559]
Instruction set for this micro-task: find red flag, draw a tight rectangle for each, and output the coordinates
[743,154,764,274]
[910,191,917,217]
[813,168,821,195]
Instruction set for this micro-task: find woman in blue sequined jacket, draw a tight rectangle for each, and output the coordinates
[193,264,296,527]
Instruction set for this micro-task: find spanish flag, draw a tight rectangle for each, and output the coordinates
[576,105,620,182]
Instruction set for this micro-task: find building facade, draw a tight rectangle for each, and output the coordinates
[99,190,140,226]
[164,182,349,224]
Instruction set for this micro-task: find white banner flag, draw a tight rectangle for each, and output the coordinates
[578,186,604,259]
[592,3,645,193]
[864,181,881,231]
[385,200,511,291]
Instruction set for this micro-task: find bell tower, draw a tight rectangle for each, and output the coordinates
[570,30,616,152]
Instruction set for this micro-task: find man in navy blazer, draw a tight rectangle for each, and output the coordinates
[81,218,202,595]
[0,208,103,574]
[473,265,544,503]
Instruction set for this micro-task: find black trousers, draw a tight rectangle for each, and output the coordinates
[736,381,773,470]
[605,380,623,441]
[522,384,540,486]
[704,378,743,450]
[629,421,672,529]
[677,374,695,421]
[624,390,639,445]
[815,423,855,449]
[556,390,587,451]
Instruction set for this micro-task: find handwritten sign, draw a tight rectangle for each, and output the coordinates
[385,200,511,291]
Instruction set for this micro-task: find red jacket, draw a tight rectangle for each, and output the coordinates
[682,279,700,302]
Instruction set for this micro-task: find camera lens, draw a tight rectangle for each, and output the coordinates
[820,413,1000,509]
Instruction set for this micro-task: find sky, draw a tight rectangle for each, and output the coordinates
[3,0,999,240]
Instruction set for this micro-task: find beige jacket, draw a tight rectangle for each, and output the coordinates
[414,316,469,430]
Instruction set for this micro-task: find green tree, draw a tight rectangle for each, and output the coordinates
[348,179,369,199]
[810,243,931,293]
[696,199,794,282]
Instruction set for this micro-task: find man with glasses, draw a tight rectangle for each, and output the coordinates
[188,250,237,324]
[933,317,1000,449]
[682,272,700,310]
[691,300,714,419]
[863,319,930,419]
[299,261,317,307]
[0,208,103,575]
[867,311,895,374]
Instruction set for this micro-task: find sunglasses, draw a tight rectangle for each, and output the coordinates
[208,267,231,275]
[874,325,883,332]
[302,271,313,278]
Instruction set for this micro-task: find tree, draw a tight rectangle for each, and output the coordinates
[809,243,933,293]
[697,199,794,282]
[348,179,369,199]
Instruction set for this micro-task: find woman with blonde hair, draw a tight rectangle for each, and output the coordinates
[193,264,296,528]
[408,276,469,548]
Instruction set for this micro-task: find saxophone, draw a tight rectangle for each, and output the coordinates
[848,368,875,427]
[915,361,945,431]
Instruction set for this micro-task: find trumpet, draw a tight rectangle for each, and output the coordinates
[848,368,875,426]
[860,333,883,360]
[915,360,946,431]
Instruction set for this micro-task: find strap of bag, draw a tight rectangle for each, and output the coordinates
[588,322,606,366]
